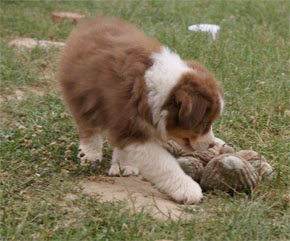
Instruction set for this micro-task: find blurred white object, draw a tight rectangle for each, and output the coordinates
[188,24,221,40]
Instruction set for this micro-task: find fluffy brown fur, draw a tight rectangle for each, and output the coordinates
[58,16,222,151]
[59,16,161,148]
[162,63,222,150]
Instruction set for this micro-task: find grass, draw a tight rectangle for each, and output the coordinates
[0,0,289,240]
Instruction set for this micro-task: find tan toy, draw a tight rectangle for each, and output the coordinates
[164,138,273,192]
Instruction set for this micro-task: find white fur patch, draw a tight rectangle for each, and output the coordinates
[109,147,140,176]
[78,134,103,165]
[109,141,203,203]
[145,46,193,129]
[221,156,243,170]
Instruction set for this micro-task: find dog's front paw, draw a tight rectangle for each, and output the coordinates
[108,164,139,176]
[78,148,102,166]
[108,164,120,176]
[122,165,139,176]
[169,176,203,204]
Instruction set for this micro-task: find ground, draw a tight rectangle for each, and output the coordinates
[0,1,289,240]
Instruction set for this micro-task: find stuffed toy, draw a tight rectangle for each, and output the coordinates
[164,138,273,192]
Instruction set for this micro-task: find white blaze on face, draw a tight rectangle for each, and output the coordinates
[190,126,215,151]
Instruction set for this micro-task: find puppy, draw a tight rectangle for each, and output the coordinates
[58,16,224,204]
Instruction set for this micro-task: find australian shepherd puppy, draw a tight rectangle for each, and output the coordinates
[58,16,224,204]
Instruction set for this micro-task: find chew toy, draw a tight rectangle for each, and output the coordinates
[164,138,273,192]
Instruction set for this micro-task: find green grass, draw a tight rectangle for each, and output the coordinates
[0,0,289,240]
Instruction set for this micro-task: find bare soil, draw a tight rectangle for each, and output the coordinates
[80,176,193,220]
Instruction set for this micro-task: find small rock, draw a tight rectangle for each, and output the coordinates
[52,12,85,24]
[9,38,65,50]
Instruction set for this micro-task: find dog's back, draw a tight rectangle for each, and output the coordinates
[58,16,160,146]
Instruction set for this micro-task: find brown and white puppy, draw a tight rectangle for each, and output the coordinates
[58,16,224,204]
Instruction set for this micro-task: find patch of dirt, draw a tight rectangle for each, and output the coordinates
[80,176,193,220]
[0,77,59,104]
[0,86,45,124]
[0,82,59,125]
[0,86,45,103]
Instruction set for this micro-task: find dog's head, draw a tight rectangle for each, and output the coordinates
[163,63,223,151]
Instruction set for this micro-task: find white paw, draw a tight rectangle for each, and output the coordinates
[108,164,139,176]
[108,164,120,176]
[78,149,102,166]
[122,165,139,176]
[169,176,203,204]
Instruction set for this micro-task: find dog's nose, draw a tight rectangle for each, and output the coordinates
[209,142,215,149]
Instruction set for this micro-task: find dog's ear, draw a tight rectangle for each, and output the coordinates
[176,92,208,130]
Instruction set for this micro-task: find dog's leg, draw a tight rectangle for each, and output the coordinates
[113,141,203,204]
[77,128,103,166]
[108,147,139,176]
